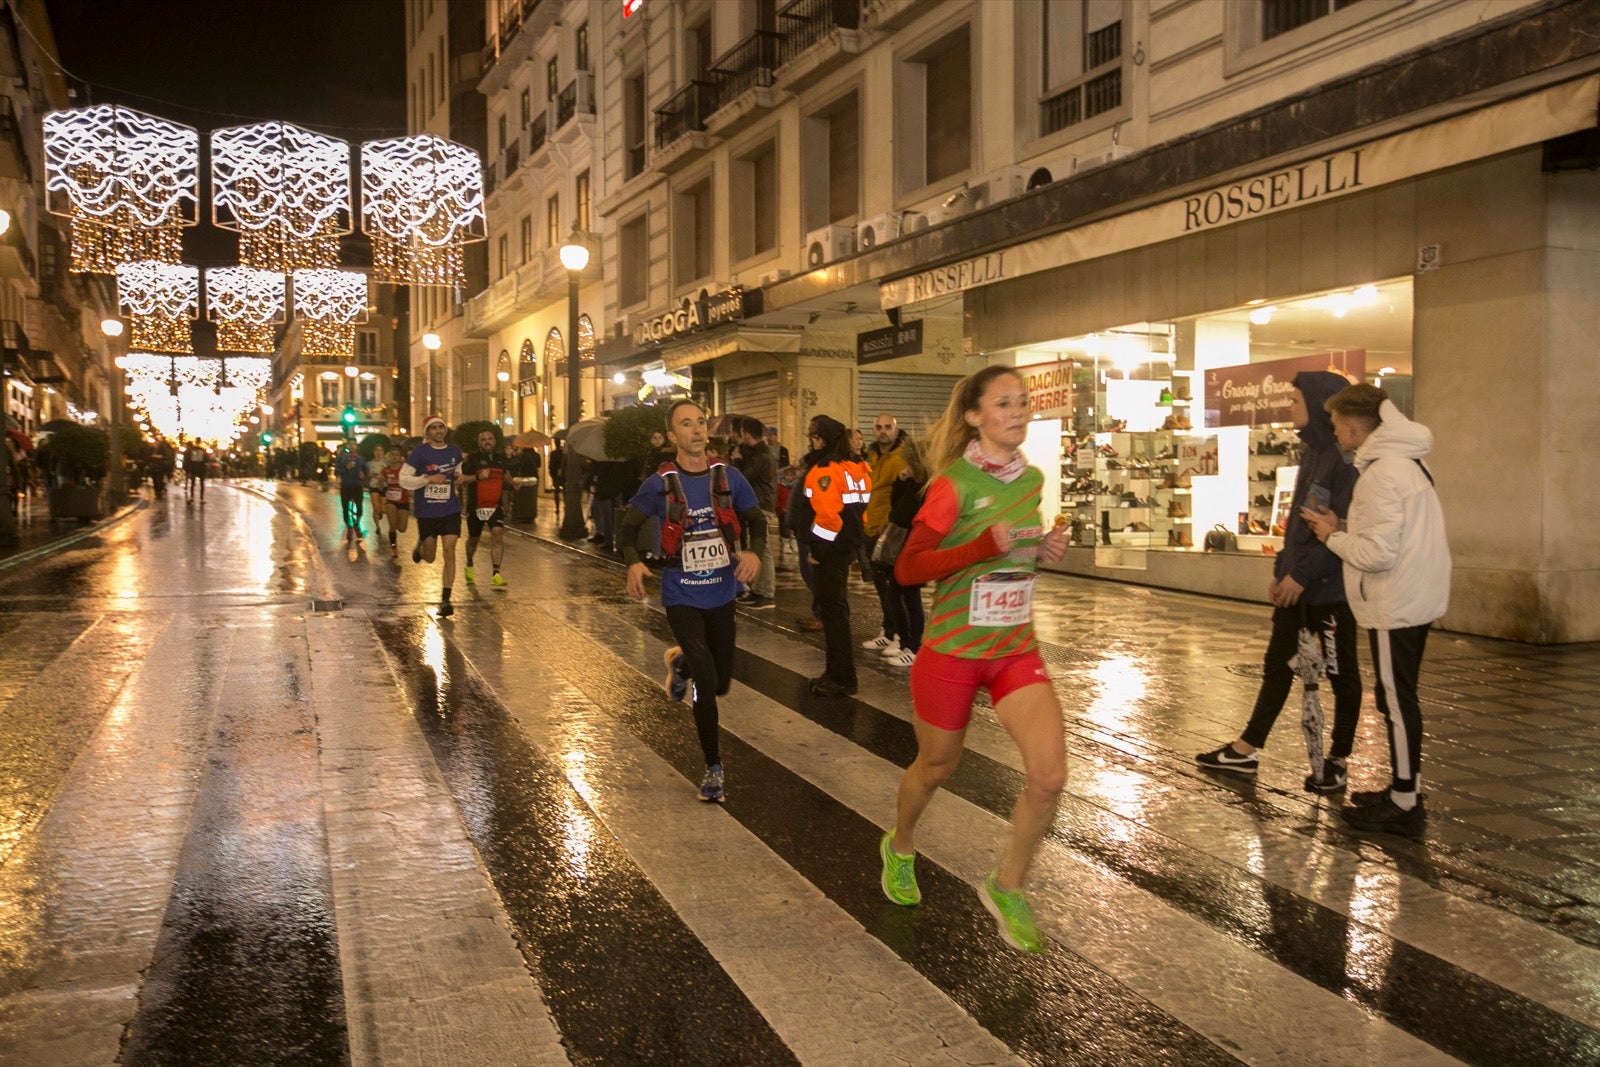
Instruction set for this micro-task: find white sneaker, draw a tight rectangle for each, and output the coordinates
[878,637,903,658]
[887,648,916,667]
[862,631,893,651]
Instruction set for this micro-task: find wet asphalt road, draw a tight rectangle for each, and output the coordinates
[0,479,1597,1065]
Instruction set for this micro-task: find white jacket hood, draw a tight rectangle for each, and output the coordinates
[1326,400,1451,629]
[1353,399,1433,471]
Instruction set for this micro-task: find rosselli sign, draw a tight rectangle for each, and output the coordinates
[1203,350,1365,428]
[633,286,747,347]
[1182,150,1364,232]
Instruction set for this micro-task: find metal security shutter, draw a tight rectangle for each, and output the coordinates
[719,373,780,430]
[858,373,962,437]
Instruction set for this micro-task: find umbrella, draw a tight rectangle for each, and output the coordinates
[5,427,30,452]
[512,428,553,449]
[709,413,752,437]
[564,418,610,462]
[1289,623,1328,789]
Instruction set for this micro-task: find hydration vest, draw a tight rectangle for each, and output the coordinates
[658,460,741,565]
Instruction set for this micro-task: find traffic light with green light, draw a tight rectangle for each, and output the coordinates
[341,405,357,427]
[260,431,273,446]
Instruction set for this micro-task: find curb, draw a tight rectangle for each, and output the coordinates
[0,498,147,572]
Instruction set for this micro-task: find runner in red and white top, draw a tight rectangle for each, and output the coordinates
[379,445,411,558]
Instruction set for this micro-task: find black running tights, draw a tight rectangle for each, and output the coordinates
[665,600,737,767]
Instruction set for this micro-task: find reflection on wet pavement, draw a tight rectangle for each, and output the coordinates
[0,479,1596,1065]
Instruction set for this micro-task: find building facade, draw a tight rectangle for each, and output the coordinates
[458,0,1598,643]
[270,280,403,451]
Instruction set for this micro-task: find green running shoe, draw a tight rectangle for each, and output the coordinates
[464,564,475,585]
[879,830,920,906]
[491,571,507,587]
[982,873,1043,953]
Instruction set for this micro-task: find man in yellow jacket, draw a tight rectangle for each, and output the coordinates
[861,413,910,657]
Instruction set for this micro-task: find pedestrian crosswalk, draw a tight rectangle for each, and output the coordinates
[2,503,1599,1065]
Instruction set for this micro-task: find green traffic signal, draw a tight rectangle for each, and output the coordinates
[341,405,357,426]
[260,432,273,446]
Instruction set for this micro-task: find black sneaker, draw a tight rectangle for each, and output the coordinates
[1342,796,1425,834]
[1304,762,1348,794]
[438,600,454,618]
[808,676,857,697]
[1350,788,1390,807]
[743,594,775,609]
[1196,745,1258,774]
[412,544,423,564]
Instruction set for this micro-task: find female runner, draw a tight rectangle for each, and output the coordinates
[379,445,412,557]
[881,365,1069,953]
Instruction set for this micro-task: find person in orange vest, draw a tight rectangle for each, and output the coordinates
[794,416,872,697]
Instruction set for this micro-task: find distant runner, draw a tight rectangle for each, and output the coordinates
[461,428,512,588]
[398,415,465,617]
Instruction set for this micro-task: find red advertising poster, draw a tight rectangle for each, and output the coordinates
[1203,349,1365,427]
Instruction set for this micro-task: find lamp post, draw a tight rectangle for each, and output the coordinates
[421,331,441,428]
[0,203,13,546]
[557,232,589,541]
[101,317,126,503]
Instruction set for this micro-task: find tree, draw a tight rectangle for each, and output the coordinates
[356,432,391,460]
[602,403,669,461]
[452,420,499,451]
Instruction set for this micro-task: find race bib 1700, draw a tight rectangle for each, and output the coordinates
[968,572,1035,627]
[681,531,730,574]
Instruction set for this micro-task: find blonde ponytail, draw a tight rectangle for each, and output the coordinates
[924,365,1021,478]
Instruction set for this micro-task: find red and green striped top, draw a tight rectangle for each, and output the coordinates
[915,457,1044,659]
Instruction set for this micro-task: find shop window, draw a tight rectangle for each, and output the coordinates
[623,70,647,179]
[618,214,648,308]
[894,26,971,195]
[1040,0,1124,137]
[801,90,859,230]
[673,177,713,285]
[733,140,777,261]
[575,170,591,232]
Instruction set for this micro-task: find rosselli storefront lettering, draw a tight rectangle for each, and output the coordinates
[1184,150,1364,232]
[907,252,1006,303]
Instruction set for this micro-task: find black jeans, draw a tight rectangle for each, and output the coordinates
[665,600,737,767]
[1371,624,1430,794]
[813,553,856,686]
[864,535,898,638]
[1240,601,1362,760]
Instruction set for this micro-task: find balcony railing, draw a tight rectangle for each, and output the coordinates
[526,111,547,156]
[483,161,498,196]
[653,80,718,151]
[502,137,521,177]
[777,0,861,66]
[557,81,578,129]
[709,31,783,103]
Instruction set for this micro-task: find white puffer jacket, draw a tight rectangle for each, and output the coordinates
[1326,400,1451,629]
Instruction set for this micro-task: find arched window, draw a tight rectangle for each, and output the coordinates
[519,338,536,369]
[577,313,595,363]
[544,327,565,372]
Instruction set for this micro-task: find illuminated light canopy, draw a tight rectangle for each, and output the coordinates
[360,134,484,287]
[43,105,198,274]
[117,260,198,353]
[292,268,369,357]
[211,122,350,272]
[207,267,286,353]
[122,353,270,442]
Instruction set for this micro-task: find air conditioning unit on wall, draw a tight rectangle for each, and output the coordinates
[758,268,793,287]
[903,207,943,234]
[1074,143,1134,174]
[806,225,856,268]
[856,212,903,250]
[983,166,1031,206]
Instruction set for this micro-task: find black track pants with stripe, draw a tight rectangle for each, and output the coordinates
[1369,623,1430,794]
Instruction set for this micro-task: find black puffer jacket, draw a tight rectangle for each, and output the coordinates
[1277,370,1358,605]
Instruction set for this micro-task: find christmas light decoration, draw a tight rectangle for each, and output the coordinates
[207,267,285,353]
[43,105,198,274]
[211,122,350,272]
[360,134,484,287]
[122,353,270,443]
[117,261,198,353]
[292,268,368,357]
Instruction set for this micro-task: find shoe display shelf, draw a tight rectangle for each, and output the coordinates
[1244,425,1301,538]
[1091,431,1189,548]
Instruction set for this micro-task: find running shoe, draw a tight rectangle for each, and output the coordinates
[1304,762,1348,794]
[879,831,920,905]
[1195,744,1259,774]
[464,565,475,585]
[491,572,507,587]
[438,600,454,618]
[662,647,691,703]
[887,648,917,668]
[982,873,1044,953]
[412,544,423,564]
[698,763,725,803]
[861,631,894,651]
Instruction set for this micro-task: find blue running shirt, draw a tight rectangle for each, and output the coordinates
[404,442,465,518]
[628,462,758,609]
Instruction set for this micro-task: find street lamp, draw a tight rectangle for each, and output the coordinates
[557,230,589,541]
[101,316,126,502]
[421,332,442,426]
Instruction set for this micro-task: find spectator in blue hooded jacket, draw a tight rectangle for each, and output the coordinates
[1196,371,1362,793]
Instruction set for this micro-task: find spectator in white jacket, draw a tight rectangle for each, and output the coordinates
[1302,383,1450,835]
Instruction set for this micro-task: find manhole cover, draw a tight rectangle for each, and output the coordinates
[311,599,344,612]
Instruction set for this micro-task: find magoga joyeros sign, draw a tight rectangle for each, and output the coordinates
[633,287,746,347]
[1203,350,1365,427]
